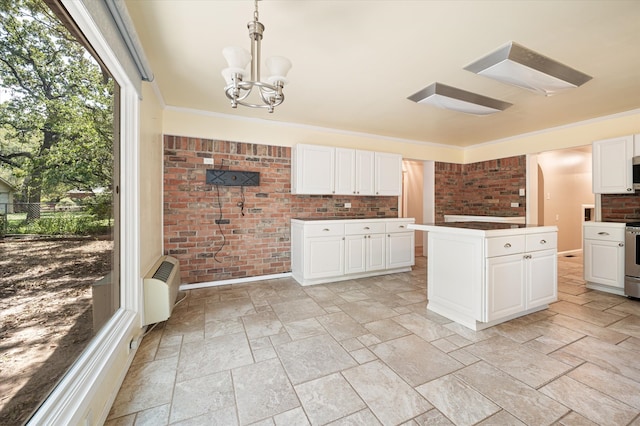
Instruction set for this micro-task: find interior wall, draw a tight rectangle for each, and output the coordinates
[163,135,399,284]
[536,146,594,253]
[434,156,527,221]
[139,83,164,276]
[402,160,424,255]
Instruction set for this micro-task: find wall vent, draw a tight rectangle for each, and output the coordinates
[143,255,181,325]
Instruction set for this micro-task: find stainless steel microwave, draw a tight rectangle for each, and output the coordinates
[633,156,640,190]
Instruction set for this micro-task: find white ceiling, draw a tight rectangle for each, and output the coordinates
[125,0,640,148]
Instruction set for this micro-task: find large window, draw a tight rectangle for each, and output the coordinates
[0,1,119,423]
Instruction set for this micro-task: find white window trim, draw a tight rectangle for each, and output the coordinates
[27,1,142,424]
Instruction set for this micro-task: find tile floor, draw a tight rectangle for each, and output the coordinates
[106,255,640,426]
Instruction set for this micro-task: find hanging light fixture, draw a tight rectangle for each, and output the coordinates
[222,0,292,113]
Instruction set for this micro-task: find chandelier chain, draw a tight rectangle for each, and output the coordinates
[254,0,259,22]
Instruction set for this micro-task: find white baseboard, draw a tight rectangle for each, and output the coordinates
[179,272,293,290]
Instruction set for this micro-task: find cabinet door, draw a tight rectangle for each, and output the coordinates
[367,233,386,271]
[335,148,356,195]
[386,232,415,269]
[292,144,335,194]
[584,239,624,288]
[355,150,375,195]
[486,254,526,322]
[305,236,344,278]
[592,135,633,194]
[526,249,557,307]
[374,152,402,196]
[345,235,366,274]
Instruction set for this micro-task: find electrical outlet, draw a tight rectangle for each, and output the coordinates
[203,158,214,165]
[215,219,230,224]
[344,202,351,208]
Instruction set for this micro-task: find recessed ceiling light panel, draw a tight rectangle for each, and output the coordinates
[464,42,592,96]
[408,82,512,115]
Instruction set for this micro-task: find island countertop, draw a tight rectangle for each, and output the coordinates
[408,222,558,237]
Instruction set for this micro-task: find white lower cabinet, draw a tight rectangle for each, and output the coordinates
[386,232,415,269]
[305,236,345,279]
[486,247,557,322]
[292,218,415,285]
[583,222,625,294]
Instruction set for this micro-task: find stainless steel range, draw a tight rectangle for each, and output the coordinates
[624,222,640,298]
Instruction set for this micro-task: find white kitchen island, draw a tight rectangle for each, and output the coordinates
[408,222,558,330]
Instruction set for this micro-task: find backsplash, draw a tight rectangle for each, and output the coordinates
[435,156,526,222]
[163,135,398,284]
[601,193,640,222]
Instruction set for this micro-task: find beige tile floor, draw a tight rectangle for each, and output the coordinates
[106,254,640,426]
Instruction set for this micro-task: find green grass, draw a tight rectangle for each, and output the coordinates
[2,211,112,236]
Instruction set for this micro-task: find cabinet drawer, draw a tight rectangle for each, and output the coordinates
[486,235,525,257]
[583,224,624,241]
[386,221,414,233]
[526,232,557,252]
[345,222,385,235]
[304,223,345,237]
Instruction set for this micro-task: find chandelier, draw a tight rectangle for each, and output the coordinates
[221,0,292,113]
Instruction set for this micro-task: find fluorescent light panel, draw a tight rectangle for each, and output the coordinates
[408,82,512,115]
[465,42,592,96]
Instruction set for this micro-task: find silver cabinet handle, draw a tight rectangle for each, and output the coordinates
[364,226,370,230]
[597,232,610,236]
[504,243,512,248]
[627,188,633,192]
[540,239,547,244]
[323,228,330,232]
[619,242,624,247]
[523,254,532,259]
[400,225,405,228]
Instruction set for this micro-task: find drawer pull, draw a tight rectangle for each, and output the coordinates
[399,225,405,228]
[364,226,370,230]
[504,243,512,248]
[597,232,610,236]
[323,228,330,232]
[540,239,547,244]
[619,242,624,247]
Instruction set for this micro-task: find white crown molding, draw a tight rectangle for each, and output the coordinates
[163,105,463,151]
[471,108,640,150]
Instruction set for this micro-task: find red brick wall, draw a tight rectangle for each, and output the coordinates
[601,193,640,223]
[163,135,399,284]
[435,156,526,222]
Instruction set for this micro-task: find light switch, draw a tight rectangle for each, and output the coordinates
[519,188,525,196]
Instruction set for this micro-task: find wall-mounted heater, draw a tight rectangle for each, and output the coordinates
[206,169,260,186]
[143,255,181,325]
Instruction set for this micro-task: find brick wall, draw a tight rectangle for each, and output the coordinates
[435,156,526,222]
[163,135,398,284]
[601,193,640,223]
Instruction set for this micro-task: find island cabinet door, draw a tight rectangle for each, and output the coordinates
[486,253,526,322]
[526,249,558,307]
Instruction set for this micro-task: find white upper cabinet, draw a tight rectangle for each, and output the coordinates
[355,150,375,195]
[291,144,335,194]
[335,148,356,195]
[592,135,634,194]
[292,144,402,196]
[375,152,402,196]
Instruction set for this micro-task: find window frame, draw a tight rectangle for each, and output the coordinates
[27,1,142,424]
